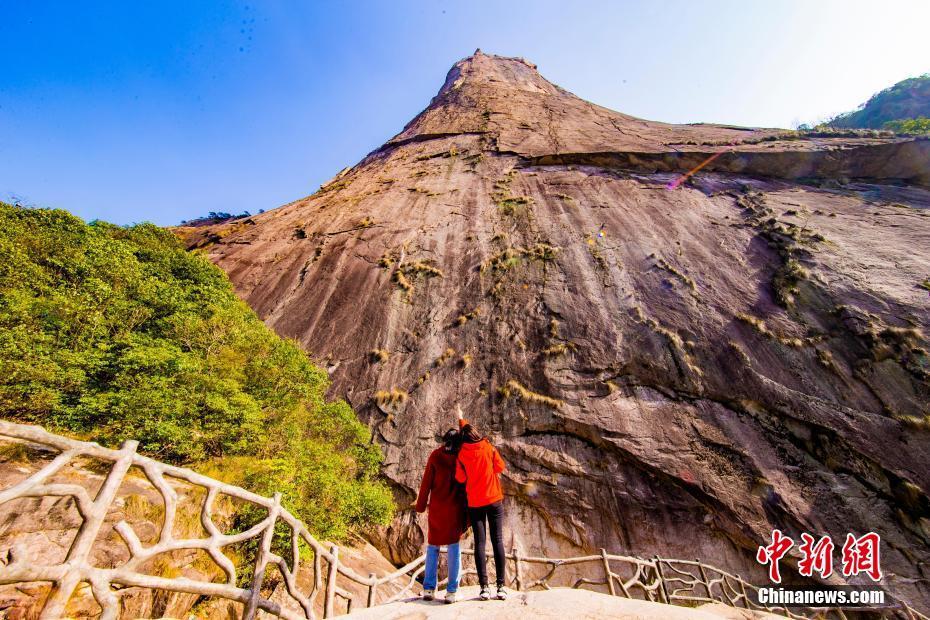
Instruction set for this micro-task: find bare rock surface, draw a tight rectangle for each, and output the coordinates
[342,586,786,620]
[183,51,930,611]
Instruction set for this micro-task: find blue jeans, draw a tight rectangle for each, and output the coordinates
[423,542,461,593]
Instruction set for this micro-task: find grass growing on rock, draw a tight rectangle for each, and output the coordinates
[374,388,408,408]
[549,319,560,337]
[464,153,483,171]
[728,340,752,366]
[482,248,523,272]
[393,269,413,293]
[0,441,30,464]
[455,308,481,326]
[587,237,608,271]
[541,343,572,356]
[526,243,560,262]
[736,189,822,309]
[481,244,561,273]
[122,493,166,536]
[816,348,841,373]
[408,186,440,197]
[391,259,443,295]
[402,260,444,278]
[870,326,927,374]
[370,349,390,363]
[498,379,563,409]
[773,259,809,307]
[492,171,535,217]
[736,312,804,347]
[496,195,533,216]
[655,257,696,291]
[736,312,769,335]
[640,316,705,380]
[434,348,456,367]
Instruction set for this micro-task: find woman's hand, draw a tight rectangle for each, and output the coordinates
[455,405,464,421]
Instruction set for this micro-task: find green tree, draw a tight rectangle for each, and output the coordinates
[883,116,930,135]
[0,202,393,540]
[829,74,930,129]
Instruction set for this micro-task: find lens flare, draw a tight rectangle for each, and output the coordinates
[666,149,732,190]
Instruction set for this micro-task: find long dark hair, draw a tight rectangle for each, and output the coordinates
[442,428,463,453]
[461,423,483,444]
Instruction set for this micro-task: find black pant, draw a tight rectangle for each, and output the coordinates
[469,500,505,587]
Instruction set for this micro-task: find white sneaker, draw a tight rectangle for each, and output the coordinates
[479,587,491,600]
[423,589,436,601]
[497,585,508,600]
[445,591,459,604]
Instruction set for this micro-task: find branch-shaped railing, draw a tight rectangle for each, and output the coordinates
[0,421,926,620]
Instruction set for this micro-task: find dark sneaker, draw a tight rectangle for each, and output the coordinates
[496,585,508,600]
[479,587,491,600]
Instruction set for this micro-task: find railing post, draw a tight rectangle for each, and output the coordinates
[600,548,616,596]
[324,545,339,618]
[512,544,523,591]
[313,548,323,596]
[697,559,712,601]
[736,574,749,609]
[653,556,671,605]
[367,572,377,607]
[243,492,281,620]
[41,439,138,620]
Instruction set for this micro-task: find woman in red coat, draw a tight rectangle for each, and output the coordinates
[415,428,467,603]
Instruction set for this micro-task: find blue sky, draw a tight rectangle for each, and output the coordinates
[2,1,929,226]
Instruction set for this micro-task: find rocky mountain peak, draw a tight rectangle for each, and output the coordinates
[389,53,928,185]
[437,51,547,96]
[386,51,564,151]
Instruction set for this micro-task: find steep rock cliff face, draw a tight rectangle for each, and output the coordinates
[183,52,930,608]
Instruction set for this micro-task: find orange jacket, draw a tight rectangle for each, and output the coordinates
[455,419,506,508]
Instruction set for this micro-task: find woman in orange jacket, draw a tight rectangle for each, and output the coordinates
[454,408,508,601]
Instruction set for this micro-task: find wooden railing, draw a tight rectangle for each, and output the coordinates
[0,421,925,619]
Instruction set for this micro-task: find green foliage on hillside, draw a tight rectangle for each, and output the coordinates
[828,74,930,129]
[0,202,393,540]
[883,116,930,135]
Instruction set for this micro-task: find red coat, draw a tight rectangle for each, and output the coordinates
[415,447,468,545]
[455,422,506,508]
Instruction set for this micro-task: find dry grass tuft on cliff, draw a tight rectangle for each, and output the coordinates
[374,388,409,409]
[434,348,456,367]
[370,349,390,364]
[498,379,563,409]
[455,308,481,326]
